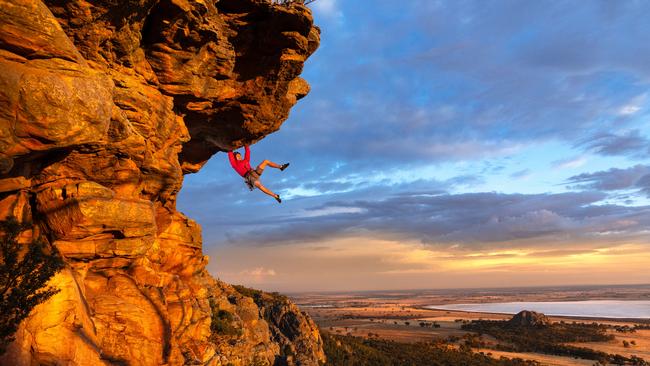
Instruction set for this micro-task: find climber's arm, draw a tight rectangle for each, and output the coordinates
[228,151,236,167]
[244,145,250,162]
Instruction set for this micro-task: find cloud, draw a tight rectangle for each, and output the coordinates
[638,174,650,196]
[567,164,650,194]
[510,169,531,179]
[617,93,647,116]
[234,267,278,284]
[298,206,366,218]
[552,156,587,170]
[578,130,650,158]
[446,174,485,187]
[311,0,340,17]
[240,267,277,277]
[206,237,650,292]
[224,190,650,249]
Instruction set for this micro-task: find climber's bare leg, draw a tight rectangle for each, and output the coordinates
[256,159,281,173]
[254,180,278,199]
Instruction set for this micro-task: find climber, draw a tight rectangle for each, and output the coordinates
[228,145,289,203]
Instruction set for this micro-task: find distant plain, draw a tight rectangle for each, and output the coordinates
[293,284,650,365]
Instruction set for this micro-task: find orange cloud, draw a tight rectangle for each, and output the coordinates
[206,237,650,292]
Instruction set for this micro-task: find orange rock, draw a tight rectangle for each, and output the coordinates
[0,0,324,364]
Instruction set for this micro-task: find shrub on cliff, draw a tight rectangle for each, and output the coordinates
[0,218,65,354]
[233,285,289,305]
[208,298,243,338]
[212,309,242,337]
[272,0,317,5]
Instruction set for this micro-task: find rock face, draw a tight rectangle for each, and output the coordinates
[509,310,551,327]
[0,0,322,365]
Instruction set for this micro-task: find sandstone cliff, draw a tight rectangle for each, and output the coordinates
[0,0,322,365]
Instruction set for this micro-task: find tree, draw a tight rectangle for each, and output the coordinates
[0,218,65,354]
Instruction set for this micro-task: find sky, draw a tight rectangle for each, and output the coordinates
[178,0,650,292]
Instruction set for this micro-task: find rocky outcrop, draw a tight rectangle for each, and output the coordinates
[232,287,324,366]
[0,0,322,365]
[508,310,551,327]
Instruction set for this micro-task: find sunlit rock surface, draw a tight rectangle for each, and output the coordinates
[0,0,322,364]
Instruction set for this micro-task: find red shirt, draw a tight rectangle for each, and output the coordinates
[228,146,252,177]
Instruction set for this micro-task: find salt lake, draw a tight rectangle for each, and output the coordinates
[427,300,650,319]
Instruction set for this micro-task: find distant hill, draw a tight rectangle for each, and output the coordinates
[508,310,551,327]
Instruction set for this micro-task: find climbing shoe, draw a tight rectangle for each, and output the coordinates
[275,195,282,204]
[280,163,290,171]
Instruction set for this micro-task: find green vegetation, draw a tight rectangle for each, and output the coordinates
[462,319,648,365]
[463,319,613,344]
[233,285,289,306]
[323,333,540,366]
[272,0,317,5]
[0,218,65,354]
[208,298,242,338]
[211,309,241,337]
[614,324,650,332]
[419,321,441,328]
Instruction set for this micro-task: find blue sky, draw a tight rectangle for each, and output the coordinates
[178,0,650,292]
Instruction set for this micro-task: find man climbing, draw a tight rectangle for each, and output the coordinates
[228,145,289,203]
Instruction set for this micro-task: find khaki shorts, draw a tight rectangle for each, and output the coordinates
[244,168,263,190]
